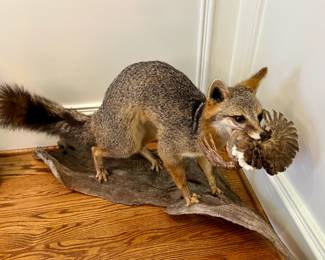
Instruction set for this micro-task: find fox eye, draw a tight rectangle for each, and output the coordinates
[258,112,263,122]
[233,115,246,123]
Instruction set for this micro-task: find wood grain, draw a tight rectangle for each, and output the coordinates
[0,148,280,259]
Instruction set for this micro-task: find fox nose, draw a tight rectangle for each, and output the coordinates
[248,123,265,140]
[260,130,271,140]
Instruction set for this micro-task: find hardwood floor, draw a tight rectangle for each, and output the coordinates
[0,148,280,259]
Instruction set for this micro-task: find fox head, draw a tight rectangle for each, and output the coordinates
[202,67,268,141]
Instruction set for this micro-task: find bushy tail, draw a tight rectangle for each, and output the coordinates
[0,84,90,136]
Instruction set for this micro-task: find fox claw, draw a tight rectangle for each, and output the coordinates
[96,168,109,183]
[150,159,162,173]
[186,193,200,206]
[211,186,223,195]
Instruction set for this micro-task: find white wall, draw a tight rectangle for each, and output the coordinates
[208,0,325,258]
[206,0,240,87]
[250,0,325,258]
[253,0,325,223]
[206,0,325,258]
[0,0,201,149]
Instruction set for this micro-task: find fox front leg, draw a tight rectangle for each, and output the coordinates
[164,162,200,206]
[197,156,222,195]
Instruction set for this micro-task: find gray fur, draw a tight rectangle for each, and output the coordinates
[210,84,264,142]
[0,61,264,162]
[0,61,265,205]
[91,61,206,161]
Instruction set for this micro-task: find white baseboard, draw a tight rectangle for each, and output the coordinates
[65,102,101,115]
[246,171,325,259]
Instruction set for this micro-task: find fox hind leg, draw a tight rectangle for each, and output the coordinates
[91,146,111,183]
[140,147,162,172]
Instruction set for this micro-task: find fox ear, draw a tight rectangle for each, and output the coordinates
[208,80,229,103]
[240,67,268,93]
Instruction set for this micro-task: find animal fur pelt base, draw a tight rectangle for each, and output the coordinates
[34,140,295,259]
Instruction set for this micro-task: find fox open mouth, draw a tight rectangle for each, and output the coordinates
[202,110,299,176]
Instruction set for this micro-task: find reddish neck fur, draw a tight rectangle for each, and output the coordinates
[198,100,225,148]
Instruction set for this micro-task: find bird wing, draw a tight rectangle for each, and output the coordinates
[261,110,299,175]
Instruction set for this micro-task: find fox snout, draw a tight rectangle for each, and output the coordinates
[247,126,268,140]
[248,131,262,140]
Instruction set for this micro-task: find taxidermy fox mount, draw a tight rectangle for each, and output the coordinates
[0,61,268,206]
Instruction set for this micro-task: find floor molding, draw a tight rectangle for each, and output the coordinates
[246,171,325,259]
[271,175,325,259]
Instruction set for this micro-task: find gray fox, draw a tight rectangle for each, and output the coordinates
[0,61,267,206]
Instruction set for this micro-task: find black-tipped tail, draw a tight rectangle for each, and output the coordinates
[0,84,88,135]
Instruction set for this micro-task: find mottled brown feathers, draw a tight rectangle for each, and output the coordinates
[0,84,88,135]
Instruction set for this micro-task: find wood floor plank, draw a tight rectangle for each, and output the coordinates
[0,149,280,259]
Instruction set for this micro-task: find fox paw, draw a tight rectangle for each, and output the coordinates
[96,168,109,183]
[186,193,200,207]
[211,186,223,195]
[150,159,163,173]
